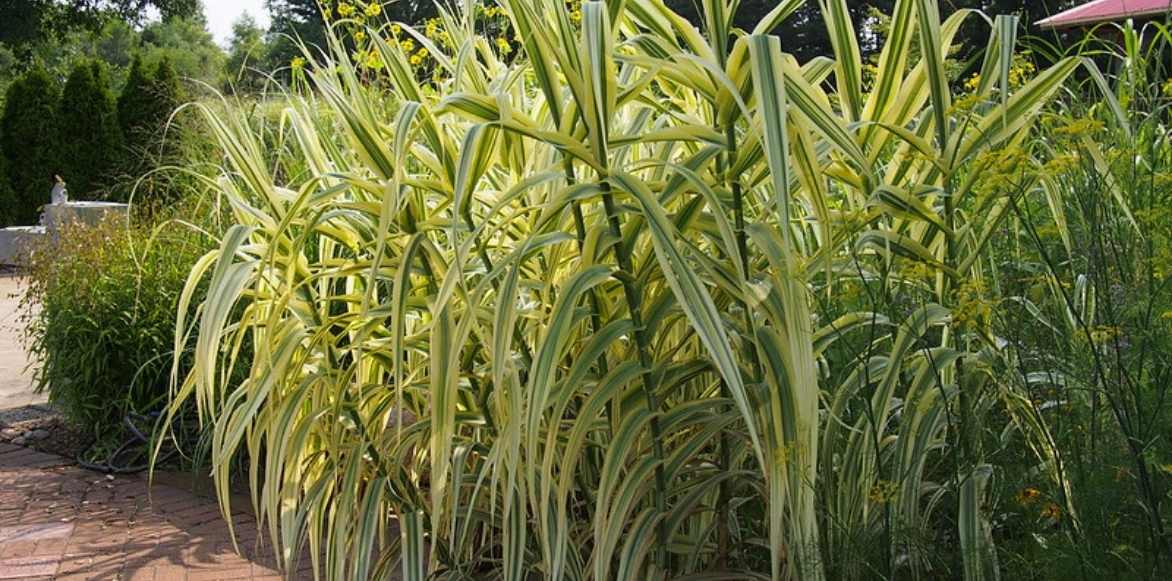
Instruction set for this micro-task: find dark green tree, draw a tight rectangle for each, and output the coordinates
[58,60,121,198]
[151,56,182,119]
[114,54,186,200]
[117,55,178,187]
[117,55,161,142]
[1,66,60,226]
[0,153,15,226]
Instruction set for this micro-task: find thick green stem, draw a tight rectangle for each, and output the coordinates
[564,158,610,380]
[599,178,670,574]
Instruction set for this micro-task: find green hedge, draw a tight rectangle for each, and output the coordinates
[1,66,59,226]
[58,60,122,198]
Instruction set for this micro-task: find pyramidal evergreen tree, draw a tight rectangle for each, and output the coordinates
[1,66,60,226]
[117,55,184,191]
[151,56,182,118]
[118,56,161,150]
[0,154,15,227]
[58,60,122,198]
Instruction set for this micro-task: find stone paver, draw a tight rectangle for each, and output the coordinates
[0,443,309,580]
[0,276,44,410]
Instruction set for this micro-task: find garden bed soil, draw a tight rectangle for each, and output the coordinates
[0,404,90,458]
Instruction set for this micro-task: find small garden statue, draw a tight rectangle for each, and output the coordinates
[50,175,68,205]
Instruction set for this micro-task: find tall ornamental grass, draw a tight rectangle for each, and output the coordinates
[165,0,1120,578]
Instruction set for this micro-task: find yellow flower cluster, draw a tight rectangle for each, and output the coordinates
[961,55,1035,95]
[903,261,937,284]
[1042,152,1080,176]
[867,479,899,504]
[952,279,993,330]
[332,1,380,19]
[1007,57,1036,88]
[1088,325,1121,344]
[1052,118,1104,138]
[973,145,1031,196]
[963,73,981,93]
[410,48,429,66]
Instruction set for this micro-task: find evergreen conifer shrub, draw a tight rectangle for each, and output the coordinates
[58,60,122,198]
[0,154,15,226]
[116,55,185,198]
[117,56,160,145]
[1,66,59,226]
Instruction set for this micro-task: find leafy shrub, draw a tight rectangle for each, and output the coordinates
[58,60,122,198]
[1,65,59,226]
[22,210,213,437]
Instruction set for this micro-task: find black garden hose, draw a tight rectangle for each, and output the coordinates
[77,412,177,474]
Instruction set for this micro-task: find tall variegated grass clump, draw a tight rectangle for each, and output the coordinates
[164,0,1103,578]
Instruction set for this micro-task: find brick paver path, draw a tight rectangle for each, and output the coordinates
[0,443,307,580]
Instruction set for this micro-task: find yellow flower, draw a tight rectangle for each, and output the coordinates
[400,38,415,52]
[362,50,383,70]
[409,54,422,66]
[353,30,366,42]
[570,9,582,22]
[1162,77,1172,97]
[290,56,306,70]
[963,73,980,93]
[1015,487,1041,505]
[425,20,438,37]
[337,2,355,17]
[415,47,428,59]
[1088,325,1121,344]
[867,480,898,504]
[496,36,511,55]
[390,23,401,37]
[363,2,381,17]
[1040,502,1062,520]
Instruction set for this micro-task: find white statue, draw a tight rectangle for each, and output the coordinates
[50,175,68,205]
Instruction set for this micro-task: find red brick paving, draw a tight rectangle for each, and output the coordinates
[0,443,308,580]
